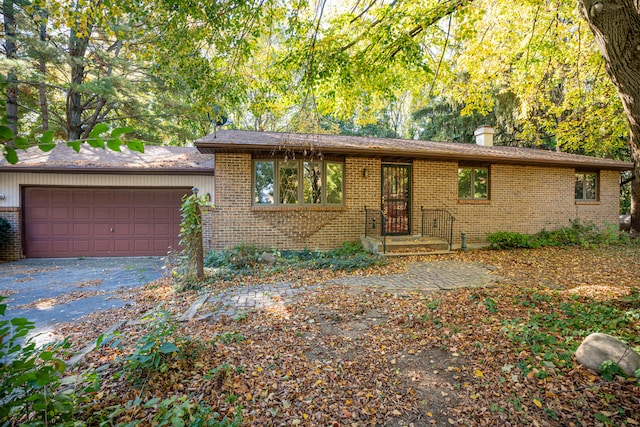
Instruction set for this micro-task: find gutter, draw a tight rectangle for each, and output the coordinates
[195,143,632,171]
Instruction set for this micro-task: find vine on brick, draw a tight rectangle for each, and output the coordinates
[178,189,210,281]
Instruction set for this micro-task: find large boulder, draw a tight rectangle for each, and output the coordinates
[620,214,631,231]
[575,333,640,377]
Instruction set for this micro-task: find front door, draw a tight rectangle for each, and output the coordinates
[382,164,411,235]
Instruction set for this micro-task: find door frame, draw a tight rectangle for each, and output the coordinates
[381,163,412,235]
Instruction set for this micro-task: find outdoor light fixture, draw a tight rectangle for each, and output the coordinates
[363,168,369,178]
[0,194,5,200]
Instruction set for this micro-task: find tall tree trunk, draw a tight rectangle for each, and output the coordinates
[3,0,19,137]
[38,9,49,131]
[578,0,640,233]
[66,29,90,141]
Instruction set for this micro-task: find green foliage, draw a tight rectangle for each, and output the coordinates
[93,395,243,427]
[124,310,182,379]
[487,220,635,250]
[483,297,498,313]
[503,288,640,374]
[0,296,99,425]
[212,332,246,345]
[0,218,10,246]
[599,360,626,381]
[142,396,242,427]
[487,231,534,249]
[204,241,386,279]
[177,191,210,285]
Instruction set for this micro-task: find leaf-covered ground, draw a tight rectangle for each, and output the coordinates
[56,246,640,426]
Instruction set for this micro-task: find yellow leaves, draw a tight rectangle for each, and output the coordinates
[473,369,484,378]
[533,398,543,408]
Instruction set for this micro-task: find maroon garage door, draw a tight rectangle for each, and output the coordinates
[23,187,190,258]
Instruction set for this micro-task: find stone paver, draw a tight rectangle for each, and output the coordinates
[328,260,501,292]
[200,260,501,320]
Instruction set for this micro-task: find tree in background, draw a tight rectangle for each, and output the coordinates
[577,0,640,232]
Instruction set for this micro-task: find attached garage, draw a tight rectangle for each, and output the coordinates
[0,145,215,260]
[23,187,190,258]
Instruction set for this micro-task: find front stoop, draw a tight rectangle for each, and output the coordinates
[361,235,452,256]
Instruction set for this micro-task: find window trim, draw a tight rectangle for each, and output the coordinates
[458,164,490,201]
[575,170,599,202]
[252,158,345,207]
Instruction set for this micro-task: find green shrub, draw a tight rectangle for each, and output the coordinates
[0,217,10,246]
[487,231,534,249]
[0,296,99,424]
[124,310,184,380]
[488,219,636,250]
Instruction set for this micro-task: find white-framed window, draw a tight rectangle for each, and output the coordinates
[253,159,344,206]
[458,166,489,200]
[575,171,598,201]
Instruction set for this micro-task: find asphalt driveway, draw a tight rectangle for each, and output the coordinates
[0,257,165,343]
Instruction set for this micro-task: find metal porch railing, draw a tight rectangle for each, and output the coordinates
[421,207,455,251]
[364,206,387,253]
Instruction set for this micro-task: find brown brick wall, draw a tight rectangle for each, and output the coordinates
[0,208,23,261]
[209,153,621,251]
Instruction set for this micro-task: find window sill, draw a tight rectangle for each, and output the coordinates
[458,199,491,205]
[575,200,600,205]
[251,205,346,212]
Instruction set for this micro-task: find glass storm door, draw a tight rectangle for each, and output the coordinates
[382,164,411,235]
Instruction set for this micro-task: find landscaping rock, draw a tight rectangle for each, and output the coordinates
[575,333,640,377]
[259,253,277,264]
[620,214,631,231]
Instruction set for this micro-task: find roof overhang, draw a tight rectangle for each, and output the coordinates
[0,167,214,175]
[195,131,633,172]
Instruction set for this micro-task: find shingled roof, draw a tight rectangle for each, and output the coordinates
[0,144,215,175]
[196,130,632,171]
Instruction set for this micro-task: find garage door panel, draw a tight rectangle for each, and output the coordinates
[72,190,92,204]
[28,207,50,220]
[73,223,90,236]
[92,191,112,204]
[93,223,112,237]
[134,207,152,221]
[51,190,72,204]
[113,191,132,205]
[51,223,70,236]
[134,239,151,252]
[24,187,189,258]
[26,189,50,204]
[92,239,112,253]
[113,207,131,220]
[153,223,170,236]
[133,191,153,204]
[72,240,91,253]
[52,239,73,253]
[74,208,93,221]
[52,207,71,220]
[153,207,172,220]
[134,223,150,235]
[114,224,131,236]
[93,208,111,220]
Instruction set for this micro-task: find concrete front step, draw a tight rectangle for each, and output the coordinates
[361,235,451,255]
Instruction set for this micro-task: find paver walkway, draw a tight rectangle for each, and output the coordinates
[202,260,501,320]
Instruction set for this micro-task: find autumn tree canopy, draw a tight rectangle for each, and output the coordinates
[2,0,637,226]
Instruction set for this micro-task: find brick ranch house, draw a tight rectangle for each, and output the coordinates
[0,128,632,260]
[0,145,214,260]
[194,128,632,253]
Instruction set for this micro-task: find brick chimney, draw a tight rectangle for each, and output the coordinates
[474,125,495,147]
